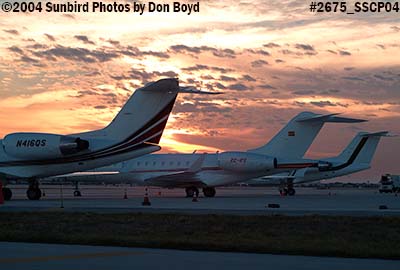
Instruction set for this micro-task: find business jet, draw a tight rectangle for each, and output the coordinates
[51,112,368,197]
[254,131,388,195]
[1,78,192,200]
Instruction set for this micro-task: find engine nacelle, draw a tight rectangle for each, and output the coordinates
[2,132,89,160]
[218,152,277,172]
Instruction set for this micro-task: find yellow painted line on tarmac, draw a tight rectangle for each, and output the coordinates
[0,250,145,263]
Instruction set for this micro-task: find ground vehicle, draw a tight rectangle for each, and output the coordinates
[379,174,400,193]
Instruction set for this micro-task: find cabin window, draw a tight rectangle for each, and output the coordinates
[186,161,190,166]
[161,161,165,166]
[145,162,148,166]
[137,162,140,166]
[169,161,173,166]
[153,161,156,166]
[177,161,181,166]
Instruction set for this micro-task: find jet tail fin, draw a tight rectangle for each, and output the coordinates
[78,78,180,145]
[247,112,366,159]
[333,131,388,166]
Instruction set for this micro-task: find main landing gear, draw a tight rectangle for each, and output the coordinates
[27,179,42,200]
[2,187,12,201]
[202,187,216,197]
[185,187,217,197]
[73,182,82,197]
[185,187,199,198]
[279,181,296,196]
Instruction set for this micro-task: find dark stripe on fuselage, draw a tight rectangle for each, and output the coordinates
[276,163,317,169]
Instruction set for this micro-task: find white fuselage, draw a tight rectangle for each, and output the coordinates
[0,137,160,179]
[86,153,290,188]
[249,164,370,186]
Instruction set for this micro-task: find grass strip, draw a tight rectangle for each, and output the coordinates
[0,212,399,259]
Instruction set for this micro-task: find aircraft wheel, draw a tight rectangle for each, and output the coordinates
[27,188,42,200]
[287,188,296,196]
[2,187,12,201]
[203,187,216,197]
[73,190,82,197]
[280,189,288,196]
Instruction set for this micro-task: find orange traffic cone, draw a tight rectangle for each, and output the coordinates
[142,188,151,206]
[0,182,4,205]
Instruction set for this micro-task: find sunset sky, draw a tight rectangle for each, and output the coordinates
[0,0,399,181]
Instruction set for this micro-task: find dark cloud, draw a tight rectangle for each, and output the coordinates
[212,48,236,58]
[3,29,19,35]
[263,42,280,48]
[246,49,270,56]
[107,39,120,46]
[44,34,56,42]
[338,50,351,56]
[344,67,355,71]
[20,56,39,63]
[391,26,400,32]
[373,74,394,81]
[376,44,385,50]
[201,75,214,80]
[27,43,48,50]
[181,64,234,74]
[251,60,268,68]
[153,70,178,78]
[62,14,76,19]
[85,71,101,77]
[241,75,256,82]
[8,46,24,55]
[292,90,315,95]
[34,45,119,63]
[275,59,284,63]
[111,69,177,84]
[258,84,276,90]
[77,90,100,97]
[220,75,237,82]
[228,83,251,91]
[74,35,96,45]
[174,101,232,114]
[310,100,337,107]
[142,50,170,59]
[295,43,315,51]
[94,105,108,109]
[326,50,337,54]
[342,76,365,81]
[169,44,236,58]
[319,89,341,95]
[213,82,227,90]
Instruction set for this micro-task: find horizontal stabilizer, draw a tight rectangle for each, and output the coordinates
[296,113,366,123]
[179,86,223,95]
